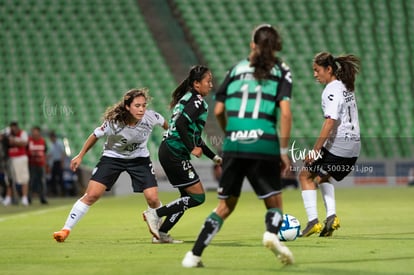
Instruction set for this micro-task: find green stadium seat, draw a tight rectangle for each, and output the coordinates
[172,0,412,158]
[0,0,176,166]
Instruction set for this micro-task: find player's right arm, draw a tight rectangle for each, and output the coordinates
[71,121,111,171]
[71,133,99,172]
[214,68,233,132]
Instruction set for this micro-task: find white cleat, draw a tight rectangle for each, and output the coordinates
[2,196,11,206]
[142,208,161,239]
[182,251,204,268]
[263,231,294,265]
[152,232,184,244]
[21,196,29,206]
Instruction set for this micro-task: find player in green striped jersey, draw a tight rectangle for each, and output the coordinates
[183,24,294,267]
[143,65,222,243]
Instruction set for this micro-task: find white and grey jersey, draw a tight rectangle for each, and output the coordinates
[321,80,361,158]
[93,110,165,159]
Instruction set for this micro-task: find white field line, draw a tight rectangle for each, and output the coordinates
[0,205,68,223]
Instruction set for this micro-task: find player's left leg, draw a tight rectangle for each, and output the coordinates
[144,182,205,240]
[53,180,106,242]
[254,160,293,266]
[182,196,237,268]
[315,176,340,237]
[153,188,194,243]
[300,169,323,237]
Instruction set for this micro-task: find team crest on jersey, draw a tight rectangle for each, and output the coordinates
[230,129,264,144]
[188,169,195,179]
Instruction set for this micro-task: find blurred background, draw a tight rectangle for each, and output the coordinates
[0,0,413,195]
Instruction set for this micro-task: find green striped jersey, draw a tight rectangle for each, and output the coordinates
[164,90,209,159]
[215,58,292,159]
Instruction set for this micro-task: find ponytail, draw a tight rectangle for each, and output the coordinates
[250,24,282,81]
[170,65,210,109]
[334,55,360,91]
[313,52,360,91]
[170,78,189,109]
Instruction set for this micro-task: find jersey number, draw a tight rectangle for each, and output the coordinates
[238,84,262,119]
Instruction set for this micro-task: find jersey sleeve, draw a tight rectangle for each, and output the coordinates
[275,62,293,102]
[215,67,233,103]
[147,110,165,127]
[93,120,113,138]
[181,94,204,123]
[322,88,341,120]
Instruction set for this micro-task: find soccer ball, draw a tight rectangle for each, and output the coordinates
[278,214,301,241]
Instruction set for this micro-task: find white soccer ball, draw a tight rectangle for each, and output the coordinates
[278,214,301,241]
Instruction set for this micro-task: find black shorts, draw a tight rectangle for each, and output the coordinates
[90,156,157,192]
[158,141,200,188]
[305,147,358,181]
[218,156,282,199]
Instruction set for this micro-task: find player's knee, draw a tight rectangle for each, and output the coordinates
[81,193,100,205]
[189,193,205,206]
[146,197,160,209]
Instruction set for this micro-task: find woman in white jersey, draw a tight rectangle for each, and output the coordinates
[300,52,361,237]
[53,88,168,242]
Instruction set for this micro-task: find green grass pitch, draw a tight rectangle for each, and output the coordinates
[1,186,413,275]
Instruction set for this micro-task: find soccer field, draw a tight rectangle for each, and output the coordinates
[1,187,413,275]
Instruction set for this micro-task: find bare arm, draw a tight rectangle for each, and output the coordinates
[214,101,227,132]
[70,133,98,171]
[279,100,292,150]
[279,100,292,176]
[305,118,336,165]
[314,118,336,151]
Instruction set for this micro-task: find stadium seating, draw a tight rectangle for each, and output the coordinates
[172,0,413,158]
[1,0,412,162]
[0,0,175,166]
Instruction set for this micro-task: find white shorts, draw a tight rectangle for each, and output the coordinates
[10,155,30,184]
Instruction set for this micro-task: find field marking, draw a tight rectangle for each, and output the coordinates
[0,205,68,223]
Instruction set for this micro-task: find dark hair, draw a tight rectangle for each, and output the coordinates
[250,24,282,80]
[169,65,210,108]
[104,88,150,124]
[32,126,41,132]
[313,52,361,91]
[9,121,18,127]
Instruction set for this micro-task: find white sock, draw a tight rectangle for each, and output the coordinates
[148,201,162,210]
[62,200,90,230]
[301,190,318,222]
[319,182,336,217]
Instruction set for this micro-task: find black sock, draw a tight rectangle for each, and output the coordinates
[192,212,223,256]
[156,195,204,217]
[265,208,283,234]
[159,211,185,233]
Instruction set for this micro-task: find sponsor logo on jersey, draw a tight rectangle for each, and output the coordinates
[230,129,264,144]
[343,90,354,102]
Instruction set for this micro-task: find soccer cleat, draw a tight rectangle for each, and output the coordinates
[300,219,323,237]
[182,251,204,268]
[319,214,340,237]
[2,196,11,206]
[142,208,160,239]
[152,232,184,244]
[21,196,29,206]
[263,231,294,265]
[53,229,70,242]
